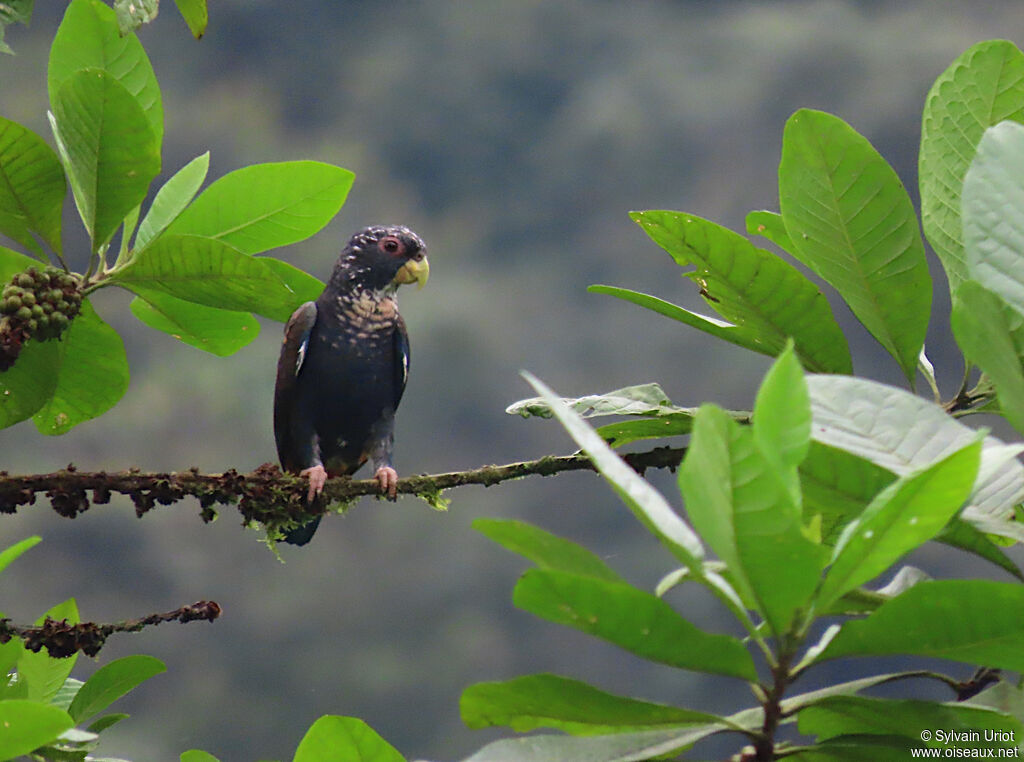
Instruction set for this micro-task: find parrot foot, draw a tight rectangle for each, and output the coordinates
[375,466,399,501]
[299,464,328,502]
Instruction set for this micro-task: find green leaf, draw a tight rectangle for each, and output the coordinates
[135,152,210,251]
[461,673,722,735]
[746,209,795,253]
[799,442,897,543]
[0,328,60,429]
[87,713,129,733]
[522,373,704,568]
[180,750,220,762]
[69,655,166,723]
[594,414,696,447]
[51,69,161,249]
[506,382,687,420]
[292,716,404,762]
[114,0,158,34]
[0,535,41,574]
[460,727,725,762]
[164,161,354,254]
[680,404,826,637]
[753,341,810,478]
[0,700,74,760]
[819,580,1024,670]
[257,256,327,309]
[0,117,66,256]
[627,210,852,374]
[935,518,1022,581]
[173,0,207,39]
[798,695,1021,748]
[514,569,757,681]
[48,0,163,143]
[130,289,260,356]
[920,40,1024,292]
[779,109,930,381]
[785,734,918,761]
[589,284,776,362]
[472,518,624,583]
[817,439,982,610]
[807,374,1024,522]
[111,234,297,322]
[952,280,1024,434]
[50,677,83,711]
[963,122,1024,318]
[17,598,79,702]
[32,298,129,435]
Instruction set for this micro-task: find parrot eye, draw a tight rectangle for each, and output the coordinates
[379,236,404,255]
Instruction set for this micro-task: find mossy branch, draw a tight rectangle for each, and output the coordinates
[0,600,222,658]
[0,446,687,528]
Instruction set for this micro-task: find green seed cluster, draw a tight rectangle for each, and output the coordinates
[0,267,82,371]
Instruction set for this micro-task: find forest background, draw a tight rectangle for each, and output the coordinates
[4,1,1024,760]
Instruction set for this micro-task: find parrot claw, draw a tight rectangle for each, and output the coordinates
[299,464,328,502]
[375,466,399,501]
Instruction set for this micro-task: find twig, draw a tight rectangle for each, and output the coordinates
[0,601,222,658]
[0,446,688,528]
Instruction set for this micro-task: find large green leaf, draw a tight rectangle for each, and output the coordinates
[807,374,1024,522]
[68,655,166,723]
[135,152,210,251]
[514,569,757,681]
[0,117,65,256]
[111,234,297,322]
[461,673,722,735]
[963,121,1024,319]
[0,701,74,761]
[50,69,161,249]
[17,598,79,702]
[819,580,1024,671]
[130,289,261,356]
[817,440,982,610]
[779,109,930,381]
[473,518,624,583]
[33,298,129,435]
[920,40,1024,292]
[460,727,721,762]
[48,0,163,142]
[257,256,325,308]
[798,695,1021,750]
[625,210,852,374]
[292,716,404,762]
[163,161,354,254]
[522,373,704,569]
[952,280,1024,434]
[680,404,826,637]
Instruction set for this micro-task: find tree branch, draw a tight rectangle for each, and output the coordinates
[0,446,687,529]
[0,601,222,658]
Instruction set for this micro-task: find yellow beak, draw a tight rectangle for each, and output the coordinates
[394,256,430,290]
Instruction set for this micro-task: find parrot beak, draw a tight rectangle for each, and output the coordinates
[394,256,430,290]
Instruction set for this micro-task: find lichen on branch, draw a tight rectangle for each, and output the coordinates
[0,446,687,528]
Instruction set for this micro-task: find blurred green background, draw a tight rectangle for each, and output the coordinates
[3,1,1024,759]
